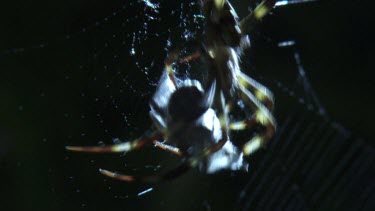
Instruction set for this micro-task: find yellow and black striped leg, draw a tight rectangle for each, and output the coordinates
[239,0,277,34]
[229,115,258,131]
[66,131,164,153]
[237,71,274,110]
[238,84,276,156]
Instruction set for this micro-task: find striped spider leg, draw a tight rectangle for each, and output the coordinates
[200,0,277,155]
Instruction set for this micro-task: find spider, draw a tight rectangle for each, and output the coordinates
[66,0,277,182]
[67,53,248,182]
[179,0,277,155]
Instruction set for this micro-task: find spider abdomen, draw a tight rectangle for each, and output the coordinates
[167,86,207,122]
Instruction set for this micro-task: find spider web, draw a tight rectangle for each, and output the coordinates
[0,0,373,210]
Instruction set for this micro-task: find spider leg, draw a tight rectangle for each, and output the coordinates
[165,51,179,87]
[229,115,258,131]
[238,84,276,156]
[214,0,225,11]
[98,128,228,182]
[239,0,277,35]
[153,140,182,156]
[65,131,163,153]
[237,71,274,110]
[179,52,201,64]
[98,163,191,182]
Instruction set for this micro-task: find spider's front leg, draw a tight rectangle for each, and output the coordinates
[66,131,164,153]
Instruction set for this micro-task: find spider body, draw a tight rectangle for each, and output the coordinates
[198,0,277,155]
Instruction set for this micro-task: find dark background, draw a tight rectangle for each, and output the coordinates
[0,0,374,210]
